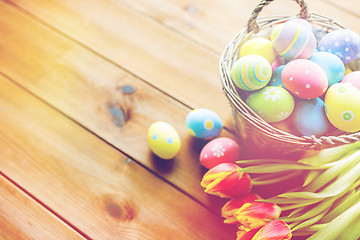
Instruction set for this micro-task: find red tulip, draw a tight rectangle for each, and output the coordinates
[201,163,252,198]
[252,219,292,240]
[222,193,260,224]
[234,202,282,230]
[236,228,259,240]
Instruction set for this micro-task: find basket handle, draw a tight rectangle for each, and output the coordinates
[247,0,309,33]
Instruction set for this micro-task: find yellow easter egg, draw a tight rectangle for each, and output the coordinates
[239,38,276,64]
[148,121,181,159]
[325,83,360,133]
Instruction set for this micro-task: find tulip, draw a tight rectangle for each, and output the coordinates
[201,163,252,198]
[236,228,259,240]
[235,201,281,231]
[252,219,292,240]
[222,193,260,224]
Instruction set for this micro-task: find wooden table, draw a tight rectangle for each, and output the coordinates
[1,0,359,239]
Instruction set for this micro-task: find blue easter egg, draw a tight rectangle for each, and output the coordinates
[268,65,285,88]
[293,98,330,137]
[185,108,223,139]
[318,29,360,63]
[310,52,345,86]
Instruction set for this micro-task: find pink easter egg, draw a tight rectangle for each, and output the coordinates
[200,137,241,169]
[341,71,360,90]
[271,21,316,61]
[282,59,328,99]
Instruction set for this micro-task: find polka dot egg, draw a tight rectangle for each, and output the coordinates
[271,21,316,60]
[200,137,241,169]
[186,108,223,139]
[282,59,328,99]
[325,83,360,133]
[318,29,360,64]
[246,86,295,123]
[148,121,181,159]
[310,52,345,86]
[231,55,272,91]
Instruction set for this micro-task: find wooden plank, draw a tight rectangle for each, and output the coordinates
[0,74,235,239]
[0,174,86,240]
[6,0,232,121]
[0,1,237,207]
[323,0,360,18]
[60,0,360,53]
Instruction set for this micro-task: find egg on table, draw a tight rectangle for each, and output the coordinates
[148,121,181,159]
[318,29,360,64]
[186,108,223,139]
[246,86,295,123]
[199,137,241,169]
[293,98,330,137]
[282,59,328,99]
[239,37,276,64]
[310,52,345,86]
[324,83,360,133]
[271,21,316,60]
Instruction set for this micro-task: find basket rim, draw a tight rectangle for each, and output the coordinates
[219,13,360,151]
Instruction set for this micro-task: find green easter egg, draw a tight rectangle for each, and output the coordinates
[246,86,295,123]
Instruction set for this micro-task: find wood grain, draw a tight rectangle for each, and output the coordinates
[0,73,235,239]
[6,0,232,121]
[97,0,360,53]
[0,174,86,240]
[0,1,238,208]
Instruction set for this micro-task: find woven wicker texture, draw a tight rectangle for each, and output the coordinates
[220,0,360,154]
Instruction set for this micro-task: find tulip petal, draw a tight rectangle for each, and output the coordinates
[235,202,281,230]
[236,228,259,240]
[253,219,292,240]
[222,194,260,224]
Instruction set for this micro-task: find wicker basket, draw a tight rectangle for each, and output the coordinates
[220,0,360,155]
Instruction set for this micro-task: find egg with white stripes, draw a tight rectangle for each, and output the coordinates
[271,21,316,60]
[230,55,272,91]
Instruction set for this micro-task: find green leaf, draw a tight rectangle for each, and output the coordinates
[290,206,329,232]
[284,198,334,222]
[303,150,360,192]
[252,171,302,186]
[242,163,327,174]
[307,200,360,240]
[321,186,360,223]
[299,142,360,166]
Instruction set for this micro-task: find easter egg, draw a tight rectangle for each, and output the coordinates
[186,108,223,139]
[200,137,241,169]
[310,52,345,86]
[239,38,276,64]
[268,65,285,88]
[148,121,181,159]
[293,98,330,137]
[271,21,316,60]
[282,59,328,99]
[341,71,360,90]
[324,83,360,133]
[231,55,272,91]
[288,18,312,30]
[246,86,295,123]
[318,29,360,64]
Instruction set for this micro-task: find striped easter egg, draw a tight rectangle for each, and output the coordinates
[271,21,316,61]
[230,55,272,91]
